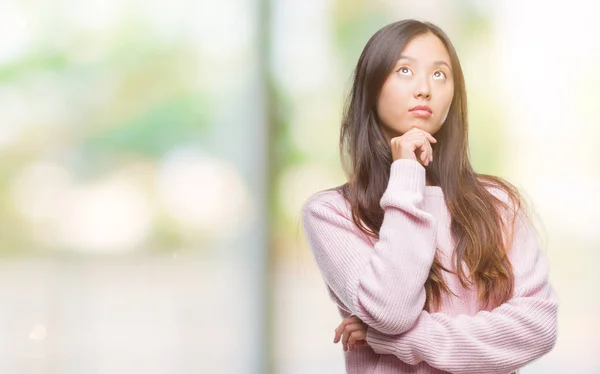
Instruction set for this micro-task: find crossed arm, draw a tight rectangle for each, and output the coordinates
[302,159,558,373]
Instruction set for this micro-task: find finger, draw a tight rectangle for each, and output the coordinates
[335,330,343,343]
[410,141,420,154]
[342,323,362,346]
[420,140,429,154]
[348,333,357,350]
[420,129,437,143]
[345,317,364,350]
[349,331,367,351]
[419,142,430,165]
[334,318,353,343]
[429,144,434,162]
[335,317,360,343]
[334,323,344,343]
[353,330,367,340]
[409,127,437,143]
[342,325,363,351]
[427,140,434,162]
[421,149,429,165]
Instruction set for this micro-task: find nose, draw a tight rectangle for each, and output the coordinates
[413,75,431,100]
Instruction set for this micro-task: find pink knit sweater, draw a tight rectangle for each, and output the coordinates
[301,159,558,374]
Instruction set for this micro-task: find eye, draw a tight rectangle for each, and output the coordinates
[397,67,413,76]
[433,70,447,80]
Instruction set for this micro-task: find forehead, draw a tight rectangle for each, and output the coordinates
[399,32,451,63]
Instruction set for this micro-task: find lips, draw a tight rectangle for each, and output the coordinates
[409,105,432,113]
[409,105,432,118]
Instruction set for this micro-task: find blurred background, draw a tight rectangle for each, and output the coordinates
[0,0,598,373]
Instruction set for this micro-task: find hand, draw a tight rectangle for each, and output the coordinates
[390,127,437,166]
[334,315,369,351]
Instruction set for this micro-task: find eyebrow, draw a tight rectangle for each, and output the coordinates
[397,55,451,69]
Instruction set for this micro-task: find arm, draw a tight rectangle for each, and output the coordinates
[302,159,437,334]
[365,208,558,374]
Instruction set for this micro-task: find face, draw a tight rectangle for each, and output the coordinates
[376,32,454,141]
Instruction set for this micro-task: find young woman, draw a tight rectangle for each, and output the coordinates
[301,19,558,374]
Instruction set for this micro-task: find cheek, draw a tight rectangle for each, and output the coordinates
[378,89,393,111]
[439,88,454,124]
[378,84,408,118]
[440,103,451,123]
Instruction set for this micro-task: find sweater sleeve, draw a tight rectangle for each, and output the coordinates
[301,159,437,335]
[365,208,559,374]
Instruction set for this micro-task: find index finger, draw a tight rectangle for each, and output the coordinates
[422,131,437,143]
[411,127,437,143]
[334,319,350,343]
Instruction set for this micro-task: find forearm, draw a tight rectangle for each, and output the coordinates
[303,159,438,334]
[366,289,558,373]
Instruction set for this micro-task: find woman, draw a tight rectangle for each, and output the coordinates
[301,19,558,374]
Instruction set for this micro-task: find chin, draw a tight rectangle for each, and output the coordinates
[421,120,444,133]
[403,121,431,133]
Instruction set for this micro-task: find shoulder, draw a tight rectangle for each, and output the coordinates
[477,176,509,200]
[301,188,351,220]
[478,175,533,238]
[477,175,521,210]
[301,187,374,244]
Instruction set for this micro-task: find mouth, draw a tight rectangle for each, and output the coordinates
[409,105,432,118]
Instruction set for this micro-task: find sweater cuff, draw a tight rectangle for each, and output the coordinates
[366,326,399,355]
[380,159,426,207]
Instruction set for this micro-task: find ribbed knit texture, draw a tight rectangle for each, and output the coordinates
[301,159,558,374]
